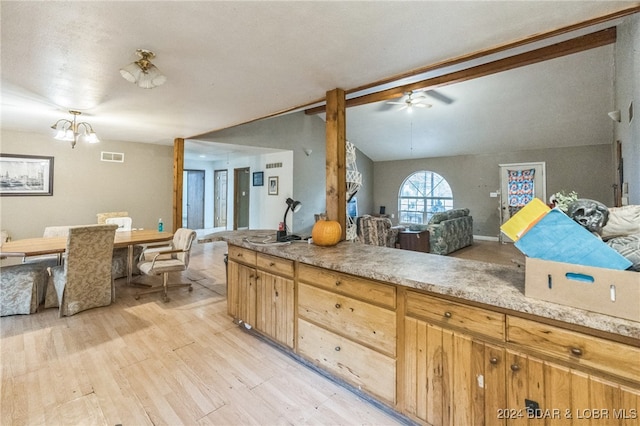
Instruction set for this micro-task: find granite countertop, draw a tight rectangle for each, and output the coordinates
[199,229,640,341]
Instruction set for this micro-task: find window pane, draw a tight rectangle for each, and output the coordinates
[398,171,453,225]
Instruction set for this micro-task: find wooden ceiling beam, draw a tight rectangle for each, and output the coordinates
[305,25,618,115]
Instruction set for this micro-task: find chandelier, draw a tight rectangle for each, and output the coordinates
[120,49,166,89]
[50,110,100,149]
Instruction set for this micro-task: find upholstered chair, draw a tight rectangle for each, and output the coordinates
[47,224,118,317]
[356,215,404,248]
[135,228,196,302]
[0,263,48,316]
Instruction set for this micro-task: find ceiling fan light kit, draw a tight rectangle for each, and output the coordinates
[120,49,166,89]
[50,110,100,149]
[387,90,432,111]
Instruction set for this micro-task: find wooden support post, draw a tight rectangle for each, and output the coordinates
[325,88,347,240]
[173,138,184,233]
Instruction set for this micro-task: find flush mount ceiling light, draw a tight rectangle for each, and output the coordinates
[50,110,100,149]
[120,49,166,89]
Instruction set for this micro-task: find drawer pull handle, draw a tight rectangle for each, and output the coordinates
[510,364,520,372]
[237,253,243,257]
[489,357,499,365]
[570,347,583,356]
[335,280,341,286]
[269,262,276,267]
[335,303,341,309]
[444,311,452,318]
[335,346,341,351]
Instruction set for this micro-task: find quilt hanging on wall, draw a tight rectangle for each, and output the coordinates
[508,168,535,217]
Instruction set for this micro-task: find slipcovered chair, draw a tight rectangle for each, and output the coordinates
[427,208,474,255]
[98,213,141,279]
[22,225,73,267]
[1,263,47,316]
[105,216,133,232]
[356,215,404,248]
[46,224,118,317]
[134,228,196,302]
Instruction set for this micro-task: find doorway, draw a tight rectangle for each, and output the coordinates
[183,169,205,229]
[234,167,250,229]
[214,169,228,228]
[499,162,546,243]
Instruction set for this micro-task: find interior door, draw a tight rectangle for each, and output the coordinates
[499,162,546,243]
[234,167,250,229]
[214,169,228,228]
[183,170,205,230]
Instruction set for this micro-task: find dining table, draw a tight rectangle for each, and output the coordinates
[0,229,174,285]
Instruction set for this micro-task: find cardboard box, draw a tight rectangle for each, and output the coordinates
[525,257,640,322]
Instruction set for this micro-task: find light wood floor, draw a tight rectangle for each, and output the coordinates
[0,239,521,425]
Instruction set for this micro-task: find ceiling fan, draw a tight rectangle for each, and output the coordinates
[386,90,432,111]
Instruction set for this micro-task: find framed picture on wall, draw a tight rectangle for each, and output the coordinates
[0,154,54,196]
[253,171,264,186]
[268,176,278,195]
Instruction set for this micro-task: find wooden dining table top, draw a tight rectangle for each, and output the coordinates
[0,229,173,257]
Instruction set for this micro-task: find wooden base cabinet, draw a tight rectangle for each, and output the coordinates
[255,253,294,348]
[297,264,397,405]
[402,313,506,425]
[225,245,640,426]
[227,258,257,327]
[227,246,295,347]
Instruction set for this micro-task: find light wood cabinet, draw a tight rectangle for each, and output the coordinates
[227,245,257,325]
[255,253,294,348]
[224,244,640,425]
[402,290,507,425]
[505,316,640,424]
[297,263,397,404]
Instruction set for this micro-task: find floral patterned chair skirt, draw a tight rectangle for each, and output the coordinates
[0,263,47,316]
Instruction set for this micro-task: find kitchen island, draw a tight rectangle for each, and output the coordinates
[200,229,640,425]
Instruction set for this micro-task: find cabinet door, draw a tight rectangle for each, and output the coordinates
[256,270,294,348]
[506,350,640,425]
[229,261,256,327]
[403,317,506,425]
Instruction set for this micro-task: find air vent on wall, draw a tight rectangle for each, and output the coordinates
[266,162,282,169]
[101,152,125,163]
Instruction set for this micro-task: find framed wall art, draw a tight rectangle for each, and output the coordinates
[0,154,54,196]
[253,171,264,186]
[268,176,279,195]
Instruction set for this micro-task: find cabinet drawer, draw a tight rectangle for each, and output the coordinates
[298,283,396,356]
[507,316,640,383]
[298,263,396,309]
[298,318,396,404]
[257,252,293,277]
[406,290,505,341]
[228,245,256,266]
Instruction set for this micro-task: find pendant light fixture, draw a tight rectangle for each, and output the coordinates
[50,110,100,149]
[120,49,166,89]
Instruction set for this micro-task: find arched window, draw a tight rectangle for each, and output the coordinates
[398,171,453,224]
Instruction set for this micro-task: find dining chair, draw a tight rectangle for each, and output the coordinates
[105,216,133,232]
[1,263,48,316]
[47,224,118,317]
[134,228,196,302]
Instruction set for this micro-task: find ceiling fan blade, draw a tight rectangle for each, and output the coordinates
[425,89,455,104]
[414,103,432,108]
[387,101,406,105]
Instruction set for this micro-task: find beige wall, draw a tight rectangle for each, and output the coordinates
[373,144,614,238]
[1,129,173,240]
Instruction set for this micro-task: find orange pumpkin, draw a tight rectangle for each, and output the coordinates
[311,219,342,246]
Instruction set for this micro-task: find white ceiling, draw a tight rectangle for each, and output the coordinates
[1,1,636,161]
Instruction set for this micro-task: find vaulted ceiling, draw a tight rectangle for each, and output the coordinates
[1,1,637,161]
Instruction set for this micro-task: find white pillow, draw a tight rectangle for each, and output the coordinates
[601,205,640,239]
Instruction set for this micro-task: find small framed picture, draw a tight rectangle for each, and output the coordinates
[268,176,278,195]
[253,171,264,186]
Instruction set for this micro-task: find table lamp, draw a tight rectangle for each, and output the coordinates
[277,198,302,242]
